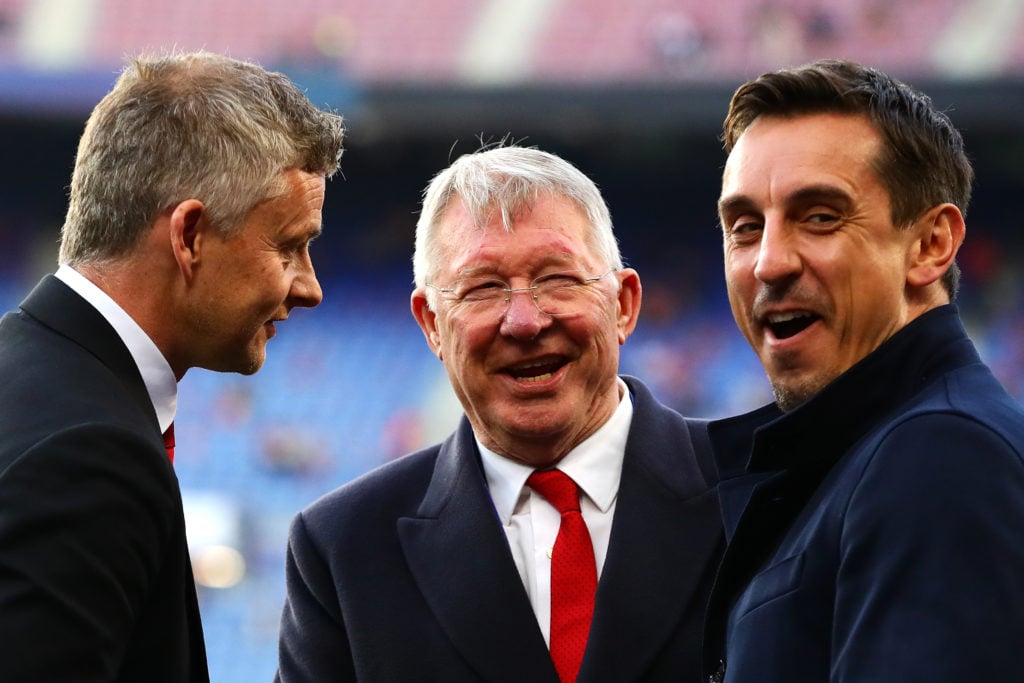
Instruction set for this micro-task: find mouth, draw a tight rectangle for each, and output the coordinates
[503,357,568,383]
[764,311,820,340]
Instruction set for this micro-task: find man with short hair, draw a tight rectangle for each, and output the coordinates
[277,145,722,683]
[704,59,1024,682]
[0,51,345,681]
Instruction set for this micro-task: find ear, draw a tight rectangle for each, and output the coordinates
[906,203,965,290]
[614,268,643,345]
[411,288,444,360]
[168,199,207,282]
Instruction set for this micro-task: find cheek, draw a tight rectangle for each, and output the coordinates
[572,310,621,351]
[438,316,485,363]
[723,252,752,292]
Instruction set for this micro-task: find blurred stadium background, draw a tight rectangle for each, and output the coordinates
[2,0,1024,679]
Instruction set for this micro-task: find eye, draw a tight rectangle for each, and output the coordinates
[534,271,585,290]
[453,278,506,302]
[802,210,841,232]
[725,218,763,244]
[280,239,306,258]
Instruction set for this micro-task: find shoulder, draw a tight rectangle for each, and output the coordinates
[863,364,1024,479]
[622,374,692,439]
[297,444,444,535]
[837,400,1024,548]
[0,307,162,474]
[0,346,157,470]
[622,375,720,489]
[860,408,1024,491]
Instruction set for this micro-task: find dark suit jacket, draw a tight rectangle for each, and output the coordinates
[0,276,208,681]
[277,375,722,682]
[703,305,1024,683]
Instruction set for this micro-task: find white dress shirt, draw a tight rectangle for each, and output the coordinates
[478,377,633,646]
[55,265,177,433]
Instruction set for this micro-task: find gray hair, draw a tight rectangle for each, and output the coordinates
[59,50,345,265]
[413,145,622,308]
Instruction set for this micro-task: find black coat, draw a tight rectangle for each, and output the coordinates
[0,276,208,681]
[277,376,723,682]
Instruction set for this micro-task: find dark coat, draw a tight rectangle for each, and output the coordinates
[277,376,723,682]
[0,276,208,681]
[704,305,1024,683]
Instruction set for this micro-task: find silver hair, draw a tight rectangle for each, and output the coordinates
[59,50,345,265]
[413,144,622,309]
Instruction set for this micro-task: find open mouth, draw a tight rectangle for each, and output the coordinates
[766,312,819,340]
[506,359,566,382]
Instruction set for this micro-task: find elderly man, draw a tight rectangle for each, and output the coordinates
[277,145,722,682]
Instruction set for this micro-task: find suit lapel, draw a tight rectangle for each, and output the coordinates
[398,420,559,683]
[19,275,158,432]
[580,378,724,681]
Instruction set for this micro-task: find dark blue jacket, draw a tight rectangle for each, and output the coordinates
[277,376,722,682]
[704,305,1024,682]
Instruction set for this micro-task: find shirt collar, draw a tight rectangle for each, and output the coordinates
[55,264,177,432]
[480,377,633,524]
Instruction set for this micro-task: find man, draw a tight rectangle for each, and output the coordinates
[0,51,344,681]
[276,145,722,682]
[704,59,1024,682]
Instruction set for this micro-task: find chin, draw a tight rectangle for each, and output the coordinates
[227,346,267,376]
[498,411,565,439]
[239,362,263,376]
[770,372,828,412]
[771,385,805,412]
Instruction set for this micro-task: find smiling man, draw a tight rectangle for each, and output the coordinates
[703,60,1024,682]
[276,145,723,683]
[0,51,344,681]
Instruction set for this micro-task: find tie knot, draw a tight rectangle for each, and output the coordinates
[527,469,581,514]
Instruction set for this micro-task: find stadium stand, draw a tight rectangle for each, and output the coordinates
[1,1,1023,679]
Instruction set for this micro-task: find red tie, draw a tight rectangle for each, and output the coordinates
[527,469,597,683]
[163,423,175,464]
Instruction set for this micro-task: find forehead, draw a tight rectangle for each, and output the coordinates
[720,113,884,208]
[247,170,325,232]
[435,193,598,274]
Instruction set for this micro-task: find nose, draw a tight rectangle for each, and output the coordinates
[288,261,323,309]
[499,288,551,339]
[753,220,801,285]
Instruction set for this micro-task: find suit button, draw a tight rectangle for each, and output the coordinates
[708,659,725,683]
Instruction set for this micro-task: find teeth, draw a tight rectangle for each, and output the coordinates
[766,311,811,323]
[509,360,557,382]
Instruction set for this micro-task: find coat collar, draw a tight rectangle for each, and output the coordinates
[703,304,984,676]
[398,376,722,682]
[747,304,980,474]
[397,418,559,682]
[19,275,159,433]
[581,377,722,681]
[710,305,981,488]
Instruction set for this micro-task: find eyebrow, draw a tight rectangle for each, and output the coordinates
[717,194,756,219]
[296,224,323,242]
[719,184,854,218]
[454,253,577,278]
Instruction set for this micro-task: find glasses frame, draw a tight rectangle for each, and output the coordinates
[426,268,616,317]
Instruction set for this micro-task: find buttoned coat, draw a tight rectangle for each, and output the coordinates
[0,276,208,681]
[277,376,722,682]
[703,306,1024,683]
